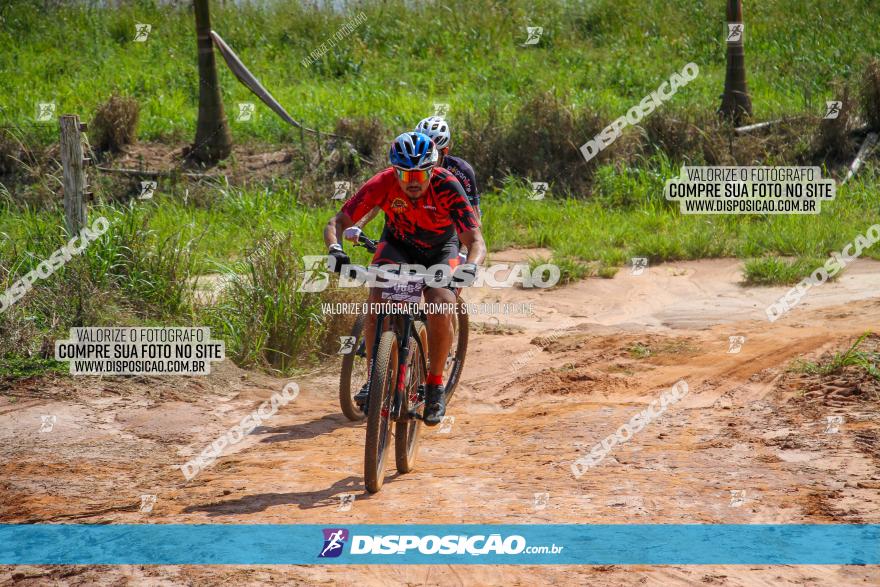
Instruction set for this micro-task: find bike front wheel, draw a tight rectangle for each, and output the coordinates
[395,321,427,474]
[364,330,398,493]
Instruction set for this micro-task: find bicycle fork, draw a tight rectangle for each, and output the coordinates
[392,314,415,422]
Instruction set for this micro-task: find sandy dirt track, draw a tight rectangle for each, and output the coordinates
[2,255,879,586]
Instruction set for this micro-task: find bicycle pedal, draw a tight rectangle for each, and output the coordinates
[407,410,424,421]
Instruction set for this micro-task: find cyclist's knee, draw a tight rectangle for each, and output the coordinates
[424,286,454,304]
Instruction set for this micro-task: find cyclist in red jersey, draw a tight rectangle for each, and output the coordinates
[324,132,486,425]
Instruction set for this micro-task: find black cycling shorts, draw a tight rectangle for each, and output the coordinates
[372,229,461,269]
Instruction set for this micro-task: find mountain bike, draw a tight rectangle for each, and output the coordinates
[338,235,469,422]
[344,234,468,492]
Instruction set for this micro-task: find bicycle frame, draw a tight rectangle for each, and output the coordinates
[366,307,426,421]
[351,234,432,420]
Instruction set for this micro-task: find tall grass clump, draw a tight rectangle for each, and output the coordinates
[0,203,199,363]
[91,94,140,153]
[812,81,856,164]
[203,231,361,373]
[456,93,620,195]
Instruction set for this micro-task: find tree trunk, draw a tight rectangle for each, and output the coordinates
[719,0,753,125]
[189,0,232,164]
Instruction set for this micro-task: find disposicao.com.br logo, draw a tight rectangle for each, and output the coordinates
[318,528,349,558]
[318,529,563,558]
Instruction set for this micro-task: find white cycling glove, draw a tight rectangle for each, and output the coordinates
[342,226,362,243]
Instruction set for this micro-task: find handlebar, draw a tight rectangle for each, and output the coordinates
[342,233,466,290]
[356,233,378,253]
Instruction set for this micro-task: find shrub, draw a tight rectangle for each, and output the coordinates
[204,231,362,373]
[330,116,389,175]
[457,93,617,196]
[91,94,140,153]
[812,81,855,164]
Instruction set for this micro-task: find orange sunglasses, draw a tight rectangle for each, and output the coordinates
[394,167,431,183]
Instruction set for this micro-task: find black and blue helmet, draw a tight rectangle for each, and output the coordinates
[389,132,438,170]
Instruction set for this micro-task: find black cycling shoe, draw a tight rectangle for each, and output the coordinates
[423,383,446,426]
[354,383,370,412]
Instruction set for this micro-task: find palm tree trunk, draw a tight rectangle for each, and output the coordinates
[190,0,232,164]
[719,0,753,125]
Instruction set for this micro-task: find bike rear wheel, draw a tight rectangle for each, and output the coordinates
[339,313,368,421]
[443,304,469,402]
[364,330,398,493]
[395,321,427,474]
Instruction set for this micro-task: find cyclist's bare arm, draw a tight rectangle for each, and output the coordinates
[324,212,355,248]
[355,206,381,229]
[458,228,486,265]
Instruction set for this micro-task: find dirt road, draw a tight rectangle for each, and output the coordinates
[2,255,879,586]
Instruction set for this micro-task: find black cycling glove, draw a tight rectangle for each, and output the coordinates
[327,244,351,274]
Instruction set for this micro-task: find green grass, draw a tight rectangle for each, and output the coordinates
[792,332,880,381]
[1,172,877,375]
[3,168,879,287]
[742,257,834,286]
[628,343,652,359]
[2,0,879,143]
[2,0,880,374]
[0,356,66,380]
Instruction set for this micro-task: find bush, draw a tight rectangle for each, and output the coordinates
[330,116,389,175]
[204,231,362,373]
[457,93,617,196]
[91,94,140,153]
[812,81,855,164]
[641,110,710,163]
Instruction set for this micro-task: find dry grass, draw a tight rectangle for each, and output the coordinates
[641,111,710,163]
[457,93,619,194]
[331,116,389,175]
[860,59,880,132]
[812,81,855,164]
[640,110,817,166]
[91,94,139,153]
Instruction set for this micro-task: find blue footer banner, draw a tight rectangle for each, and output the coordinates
[1,524,878,565]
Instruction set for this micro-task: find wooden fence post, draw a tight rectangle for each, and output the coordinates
[59,114,87,235]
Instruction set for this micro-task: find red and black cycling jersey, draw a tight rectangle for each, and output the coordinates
[341,167,478,249]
